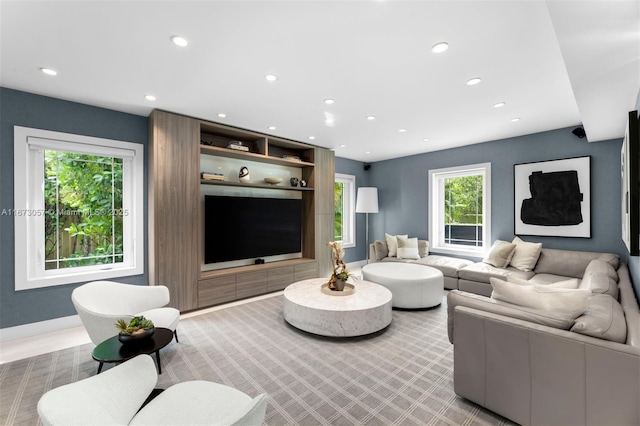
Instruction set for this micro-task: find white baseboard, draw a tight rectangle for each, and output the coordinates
[0,315,83,343]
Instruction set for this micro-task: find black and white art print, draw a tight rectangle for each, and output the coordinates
[514,156,591,238]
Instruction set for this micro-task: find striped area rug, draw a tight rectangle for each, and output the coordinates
[0,293,513,425]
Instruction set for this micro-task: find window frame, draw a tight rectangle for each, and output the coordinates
[13,126,144,291]
[334,173,356,248]
[428,163,491,257]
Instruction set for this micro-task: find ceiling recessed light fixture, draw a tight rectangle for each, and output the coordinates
[466,77,482,86]
[265,74,278,82]
[308,136,315,140]
[324,98,335,105]
[511,118,521,122]
[144,94,156,101]
[366,115,376,121]
[494,102,506,108]
[398,129,407,133]
[217,113,226,118]
[268,126,277,130]
[170,35,188,47]
[431,42,449,53]
[339,144,347,148]
[423,138,430,142]
[40,67,58,76]
[365,151,371,154]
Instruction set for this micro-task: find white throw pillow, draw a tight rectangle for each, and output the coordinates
[483,240,517,268]
[490,277,590,318]
[385,233,408,257]
[506,275,579,289]
[397,236,420,260]
[509,236,542,272]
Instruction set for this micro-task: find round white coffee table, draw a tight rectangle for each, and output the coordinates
[361,263,444,309]
[283,278,392,337]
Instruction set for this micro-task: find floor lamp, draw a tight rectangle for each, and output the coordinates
[356,187,379,264]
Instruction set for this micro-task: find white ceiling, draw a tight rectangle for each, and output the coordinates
[1,0,638,162]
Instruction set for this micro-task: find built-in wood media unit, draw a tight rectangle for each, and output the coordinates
[149,110,335,311]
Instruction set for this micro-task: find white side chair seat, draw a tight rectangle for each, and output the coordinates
[38,355,268,426]
[72,281,180,345]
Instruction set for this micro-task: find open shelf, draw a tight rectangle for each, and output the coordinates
[200,144,314,167]
[200,179,314,191]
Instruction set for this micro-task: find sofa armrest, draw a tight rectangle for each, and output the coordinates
[446,290,576,343]
[453,306,640,425]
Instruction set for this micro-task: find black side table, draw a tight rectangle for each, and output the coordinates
[91,327,173,374]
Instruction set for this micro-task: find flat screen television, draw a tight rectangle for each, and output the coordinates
[204,195,303,264]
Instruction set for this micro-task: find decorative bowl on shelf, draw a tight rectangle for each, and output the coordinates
[118,327,155,344]
[264,177,283,185]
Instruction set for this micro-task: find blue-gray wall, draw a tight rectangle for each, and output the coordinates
[335,157,371,263]
[0,88,148,328]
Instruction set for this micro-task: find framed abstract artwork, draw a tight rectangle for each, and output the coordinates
[621,110,639,255]
[514,156,591,238]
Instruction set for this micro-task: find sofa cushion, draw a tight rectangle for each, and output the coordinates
[483,240,516,268]
[509,236,542,272]
[413,255,473,278]
[385,233,408,257]
[458,262,534,283]
[397,236,420,260]
[506,275,579,289]
[570,294,627,343]
[374,240,389,261]
[579,259,619,299]
[534,248,618,278]
[490,277,590,318]
[418,240,429,258]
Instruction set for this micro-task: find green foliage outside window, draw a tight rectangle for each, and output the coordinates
[334,182,344,241]
[44,151,124,269]
[444,175,483,225]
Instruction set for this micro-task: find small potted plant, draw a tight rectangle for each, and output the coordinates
[327,241,351,291]
[115,315,155,344]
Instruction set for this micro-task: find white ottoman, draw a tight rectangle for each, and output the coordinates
[361,263,444,308]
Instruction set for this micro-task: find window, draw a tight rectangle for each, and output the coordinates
[429,163,491,256]
[13,127,144,290]
[334,174,355,248]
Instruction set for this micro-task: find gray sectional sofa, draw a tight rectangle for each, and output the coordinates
[370,238,640,425]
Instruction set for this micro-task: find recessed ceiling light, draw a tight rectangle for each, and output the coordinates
[398,129,407,133]
[265,74,278,82]
[170,35,188,47]
[144,94,156,101]
[365,151,371,154]
[466,77,482,86]
[366,116,376,121]
[339,144,347,148]
[308,136,315,140]
[40,67,58,76]
[431,42,449,53]
[511,118,521,122]
[423,138,430,142]
[268,126,277,130]
[494,102,506,108]
[217,113,226,118]
[324,98,335,105]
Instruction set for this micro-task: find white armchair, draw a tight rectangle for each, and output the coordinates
[38,354,268,426]
[72,281,180,345]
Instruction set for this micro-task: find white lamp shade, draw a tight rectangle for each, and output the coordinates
[356,187,379,213]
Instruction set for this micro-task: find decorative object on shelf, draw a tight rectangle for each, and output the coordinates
[356,187,379,263]
[115,315,155,344]
[201,171,224,181]
[227,140,249,152]
[290,177,299,187]
[300,180,307,187]
[326,241,353,292]
[264,177,283,185]
[282,154,301,162]
[239,166,250,183]
[514,156,591,238]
